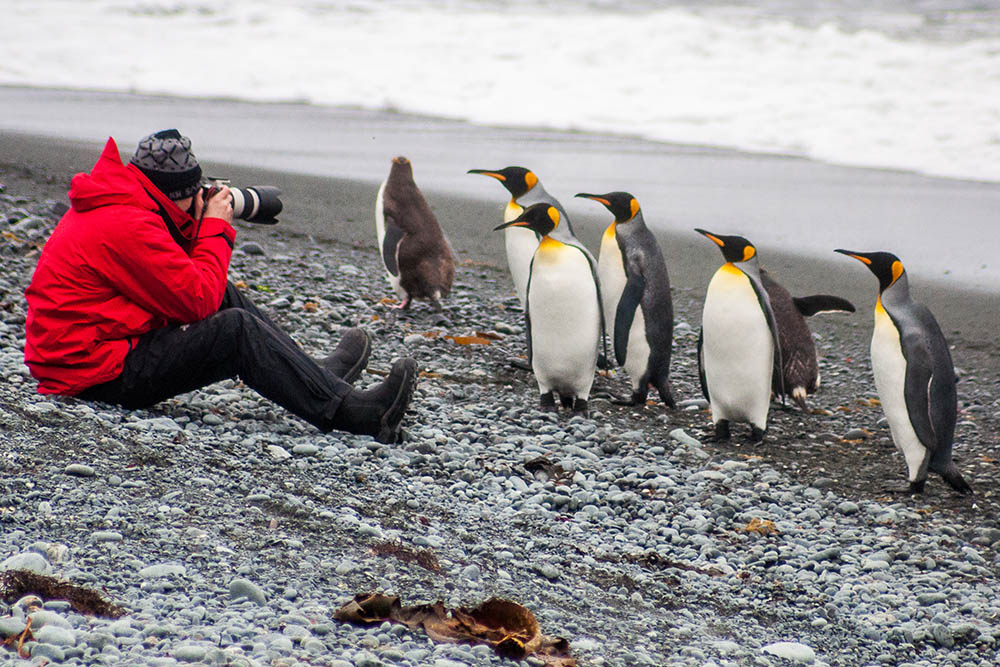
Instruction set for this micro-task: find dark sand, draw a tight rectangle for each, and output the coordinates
[1,88,997,353]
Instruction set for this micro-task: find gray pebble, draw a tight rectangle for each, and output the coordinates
[64,463,95,477]
[229,578,267,606]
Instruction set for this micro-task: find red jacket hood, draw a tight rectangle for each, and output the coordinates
[69,137,199,241]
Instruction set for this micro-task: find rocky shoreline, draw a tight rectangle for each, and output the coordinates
[2,166,1000,666]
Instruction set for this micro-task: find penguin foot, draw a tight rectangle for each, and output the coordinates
[507,357,532,372]
[884,479,926,495]
[559,394,575,409]
[941,465,973,495]
[572,398,589,418]
[656,383,676,409]
[713,420,731,442]
[608,393,643,406]
[392,297,412,310]
[749,426,766,444]
[539,392,557,413]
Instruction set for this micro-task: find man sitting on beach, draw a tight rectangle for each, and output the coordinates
[23,129,417,443]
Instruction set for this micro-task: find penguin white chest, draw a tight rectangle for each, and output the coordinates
[701,265,773,427]
[870,303,927,480]
[597,226,626,329]
[528,240,600,398]
[504,202,537,309]
[374,181,404,298]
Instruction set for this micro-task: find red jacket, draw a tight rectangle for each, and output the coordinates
[24,137,236,395]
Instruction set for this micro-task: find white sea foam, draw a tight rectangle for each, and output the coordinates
[4,0,1000,183]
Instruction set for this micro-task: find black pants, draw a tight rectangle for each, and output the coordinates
[79,282,351,431]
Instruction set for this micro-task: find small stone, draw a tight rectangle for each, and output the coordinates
[91,531,124,543]
[174,644,208,662]
[1,552,51,574]
[0,617,28,639]
[267,445,291,460]
[202,413,224,425]
[33,624,76,647]
[139,563,186,579]
[229,578,267,606]
[917,592,948,606]
[837,501,859,515]
[842,428,868,440]
[669,428,702,447]
[292,443,319,456]
[762,641,815,663]
[30,643,66,662]
[64,463,95,477]
[241,242,266,256]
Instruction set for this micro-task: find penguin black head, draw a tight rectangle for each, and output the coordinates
[494,202,559,236]
[695,228,758,264]
[575,191,640,223]
[467,166,537,199]
[834,249,905,293]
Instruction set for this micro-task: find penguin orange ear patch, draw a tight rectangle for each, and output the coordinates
[524,172,538,189]
[629,198,640,218]
[546,206,561,227]
[742,246,756,262]
[891,260,904,284]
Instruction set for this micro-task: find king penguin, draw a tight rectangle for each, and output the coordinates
[495,203,602,416]
[835,249,971,494]
[696,229,783,442]
[375,156,455,310]
[760,268,855,410]
[576,191,675,407]
[467,166,576,309]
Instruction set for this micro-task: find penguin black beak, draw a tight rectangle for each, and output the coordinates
[695,228,726,248]
[574,193,610,205]
[468,169,504,181]
[834,249,872,265]
[493,219,530,231]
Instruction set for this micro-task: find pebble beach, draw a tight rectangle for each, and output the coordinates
[3,141,1000,667]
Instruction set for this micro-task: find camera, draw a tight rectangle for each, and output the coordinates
[202,178,282,224]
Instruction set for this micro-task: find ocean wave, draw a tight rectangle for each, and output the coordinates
[4,0,1000,182]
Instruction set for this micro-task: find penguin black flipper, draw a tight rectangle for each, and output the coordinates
[613,273,646,366]
[747,272,786,402]
[793,295,856,317]
[380,214,405,278]
[697,327,709,401]
[899,307,956,454]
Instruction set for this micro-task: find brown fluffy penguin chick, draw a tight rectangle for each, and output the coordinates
[375,156,455,310]
[761,268,854,410]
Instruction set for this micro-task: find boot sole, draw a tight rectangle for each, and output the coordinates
[340,329,372,384]
[376,358,418,444]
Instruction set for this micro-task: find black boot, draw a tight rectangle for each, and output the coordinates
[320,327,372,383]
[330,358,418,443]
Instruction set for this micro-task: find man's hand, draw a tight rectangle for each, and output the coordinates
[199,185,233,224]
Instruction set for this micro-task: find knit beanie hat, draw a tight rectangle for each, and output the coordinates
[130,129,203,200]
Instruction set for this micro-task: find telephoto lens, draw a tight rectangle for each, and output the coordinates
[230,186,282,224]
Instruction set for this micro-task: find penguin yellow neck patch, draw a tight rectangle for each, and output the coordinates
[720,262,743,276]
[603,222,616,241]
[538,236,564,253]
